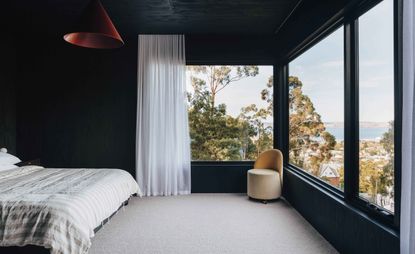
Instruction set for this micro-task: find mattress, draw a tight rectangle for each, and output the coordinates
[0,166,141,254]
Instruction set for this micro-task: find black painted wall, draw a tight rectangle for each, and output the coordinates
[275,0,358,59]
[186,35,276,65]
[16,36,138,176]
[191,162,254,193]
[0,35,17,155]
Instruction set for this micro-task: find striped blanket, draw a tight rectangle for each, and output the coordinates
[0,166,140,254]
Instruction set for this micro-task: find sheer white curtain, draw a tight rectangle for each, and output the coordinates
[136,35,191,196]
[401,0,415,253]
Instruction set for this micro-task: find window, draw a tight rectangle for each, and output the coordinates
[288,27,345,189]
[358,0,395,213]
[186,65,273,161]
[282,0,399,223]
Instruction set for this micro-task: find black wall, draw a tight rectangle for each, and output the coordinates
[186,35,276,64]
[275,0,358,59]
[191,162,254,193]
[0,35,17,154]
[16,36,138,176]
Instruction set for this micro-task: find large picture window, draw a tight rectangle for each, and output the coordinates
[358,0,395,213]
[288,27,345,189]
[186,66,273,161]
[283,0,398,221]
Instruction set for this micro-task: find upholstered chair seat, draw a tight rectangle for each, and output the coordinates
[247,149,283,202]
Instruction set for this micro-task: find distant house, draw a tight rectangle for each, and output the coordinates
[319,163,341,187]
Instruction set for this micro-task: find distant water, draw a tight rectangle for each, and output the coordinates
[325,127,389,141]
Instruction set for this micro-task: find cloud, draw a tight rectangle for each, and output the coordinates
[360,60,387,67]
[319,60,387,68]
[360,75,393,88]
[320,60,343,68]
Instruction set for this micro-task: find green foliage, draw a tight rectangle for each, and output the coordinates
[380,122,394,202]
[358,122,394,206]
[188,70,335,165]
[239,104,273,160]
[288,76,336,176]
[188,99,241,160]
[381,121,394,154]
[188,66,259,108]
[187,65,271,161]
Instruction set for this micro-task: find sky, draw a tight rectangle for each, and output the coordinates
[186,0,394,124]
[186,66,273,121]
[290,0,394,123]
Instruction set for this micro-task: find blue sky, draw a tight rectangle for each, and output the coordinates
[290,0,394,123]
[186,0,393,124]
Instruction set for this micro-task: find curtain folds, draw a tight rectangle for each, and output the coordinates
[136,35,191,196]
[401,0,415,253]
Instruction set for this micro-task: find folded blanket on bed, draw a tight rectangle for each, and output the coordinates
[0,166,140,254]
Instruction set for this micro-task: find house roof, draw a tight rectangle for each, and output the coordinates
[319,163,341,178]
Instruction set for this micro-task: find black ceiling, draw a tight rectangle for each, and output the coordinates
[4,0,302,37]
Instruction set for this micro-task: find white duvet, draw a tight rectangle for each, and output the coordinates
[0,166,141,254]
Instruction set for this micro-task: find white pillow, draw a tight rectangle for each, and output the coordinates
[0,164,18,171]
[0,152,21,165]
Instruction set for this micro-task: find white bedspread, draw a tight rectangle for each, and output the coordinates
[0,166,141,254]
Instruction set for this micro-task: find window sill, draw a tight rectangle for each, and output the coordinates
[284,165,399,237]
[285,164,344,200]
[191,161,255,166]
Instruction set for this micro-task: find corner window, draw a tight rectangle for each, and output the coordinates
[186,65,273,161]
[288,27,345,190]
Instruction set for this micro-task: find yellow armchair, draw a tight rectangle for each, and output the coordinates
[247,149,283,202]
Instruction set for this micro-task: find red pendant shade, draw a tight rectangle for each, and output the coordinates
[64,0,124,49]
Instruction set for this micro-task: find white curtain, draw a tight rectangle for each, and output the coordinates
[401,0,415,253]
[136,35,191,196]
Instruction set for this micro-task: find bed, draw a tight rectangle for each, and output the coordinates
[0,165,141,254]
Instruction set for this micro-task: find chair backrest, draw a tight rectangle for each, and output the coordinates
[254,149,283,183]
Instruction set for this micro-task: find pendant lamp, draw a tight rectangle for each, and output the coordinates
[64,0,124,49]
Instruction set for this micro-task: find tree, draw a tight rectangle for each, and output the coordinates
[187,66,259,160]
[237,74,274,159]
[238,104,273,159]
[358,121,394,207]
[379,121,394,204]
[260,75,273,114]
[359,160,383,203]
[288,76,336,176]
[380,121,394,154]
[188,66,259,108]
[187,70,336,168]
[188,93,241,160]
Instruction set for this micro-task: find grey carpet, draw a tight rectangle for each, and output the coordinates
[89,194,338,254]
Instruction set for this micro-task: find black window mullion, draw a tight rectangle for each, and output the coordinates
[273,64,278,150]
[275,63,289,161]
[344,18,359,201]
[393,0,403,227]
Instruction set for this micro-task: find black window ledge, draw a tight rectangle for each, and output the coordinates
[284,165,399,237]
[191,161,255,166]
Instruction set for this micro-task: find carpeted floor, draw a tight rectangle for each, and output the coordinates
[89,194,338,254]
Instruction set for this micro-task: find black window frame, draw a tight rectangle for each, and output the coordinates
[285,24,347,198]
[276,0,402,230]
[185,62,277,165]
